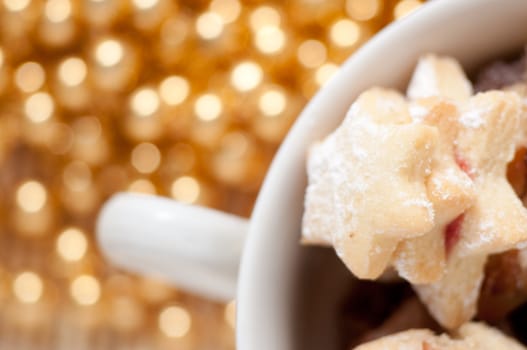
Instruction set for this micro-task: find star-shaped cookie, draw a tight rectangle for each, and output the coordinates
[303,54,527,330]
[405,56,527,329]
[353,322,526,350]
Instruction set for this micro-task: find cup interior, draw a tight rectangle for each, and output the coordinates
[236,1,527,349]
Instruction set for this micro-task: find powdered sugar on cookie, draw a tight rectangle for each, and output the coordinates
[302,54,527,330]
[353,322,526,350]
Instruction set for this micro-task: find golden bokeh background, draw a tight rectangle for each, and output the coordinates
[0,0,422,348]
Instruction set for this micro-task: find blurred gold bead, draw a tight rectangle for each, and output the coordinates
[231,61,263,92]
[83,0,127,27]
[196,11,224,40]
[54,58,90,110]
[24,92,54,123]
[171,176,200,204]
[252,90,303,144]
[128,179,157,194]
[58,57,87,87]
[210,0,241,24]
[394,0,422,20]
[249,6,281,31]
[92,38,138,91]
[15,62,45,93]
[297,40,327,68]
[158,306,192,338]
[131,142,161,174]
[70,275,101,306]
[224,300,236,328]
[255,26,286,54]
[3,0,31,12]
[346,0,381,21]
[132,0,158,10]
[259,88,287,117]
[194,94,222,121]
[330,19,361,47]
[39,4,77,48]
[56,227,88,262]
[159,76,190,106]
[0,48,4,68]
[315,63,339,86]
[95,39,123,67]
[130,87,160,117]
[13,272,43,304]
[44,0,72,23]
[17,180,47,213]
[132,0,172,32]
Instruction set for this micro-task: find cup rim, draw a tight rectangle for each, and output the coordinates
[236,0,527,348]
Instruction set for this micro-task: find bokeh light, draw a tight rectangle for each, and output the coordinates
[58,57,87,87]
[259,89,286,117]
[194,94,222,121]
[70,275,101,306]
[249,6,281,31]
[158,306,192,338]
[315,63,339,86]
[330,19,361,47]
[16,181,47,213]
[130,88,160,117]
[255,26,285,54]
[171,176,200,204]
[210,0,241,24]
[15,62,46,93]
[24,92,54,123]
[13,272,43,304]
[132,0,158,10]
[131,143,162,174]
[44,0,72,23]
[128,179,157,194]
[95,39,124,67]
[231,61,263,92]
[159,76,190,106]
[196,12,224,40]
[346,0,381,21]
[394,0,423,19]
[297,40,327,68]
[56,227,88,262]
[224,301,236,328]
[3,0,31,12]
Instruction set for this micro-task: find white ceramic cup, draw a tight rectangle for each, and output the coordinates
[97,0,527,348]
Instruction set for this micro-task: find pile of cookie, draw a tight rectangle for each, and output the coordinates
[302,53,527,348]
